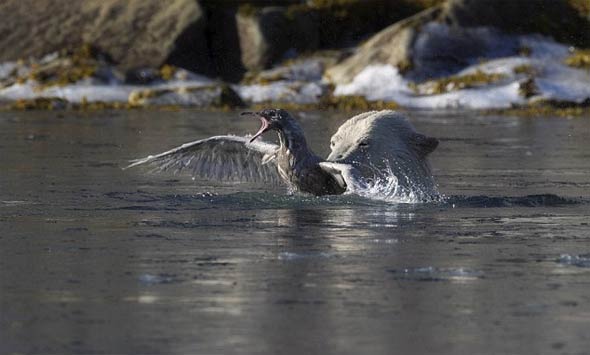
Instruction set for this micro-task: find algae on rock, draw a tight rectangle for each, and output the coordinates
[565,49,590,70]
[411,70,507,95]
[128,84,244,109]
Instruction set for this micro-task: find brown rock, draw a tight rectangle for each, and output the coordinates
[128,84,244,108]
[202,6,246,82]
[0,0,211,75]
[443,0,590,46]
[325,7,441,84]
[326,0,590,85]
[236,6,319,72]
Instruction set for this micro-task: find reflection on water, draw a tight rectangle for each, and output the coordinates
[1,110,590,355]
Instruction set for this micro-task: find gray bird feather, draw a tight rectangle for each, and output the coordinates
[125,135,282,184]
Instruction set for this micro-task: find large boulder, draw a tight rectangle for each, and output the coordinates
[0,0,212,75]
[202,6,246,83]
[224,1,443,79]
[326,0,590,84]
[303,0,442,48]
[325,7,442,84]
[236,6,320,72]
[443,0,590,46]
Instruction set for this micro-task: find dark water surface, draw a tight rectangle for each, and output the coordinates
[1,110,589,355]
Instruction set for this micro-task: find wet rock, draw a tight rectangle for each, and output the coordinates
[0,0,211,75]
[128,84,244,108]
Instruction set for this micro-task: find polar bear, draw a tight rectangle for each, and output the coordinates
[327,110,439,200]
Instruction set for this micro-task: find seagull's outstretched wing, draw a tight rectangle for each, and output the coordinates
[125,135,282,184]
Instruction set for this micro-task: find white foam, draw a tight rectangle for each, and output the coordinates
[345,164,441,204]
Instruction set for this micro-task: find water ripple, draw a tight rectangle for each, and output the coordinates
[388,267,484,282]
[557,254,590,268]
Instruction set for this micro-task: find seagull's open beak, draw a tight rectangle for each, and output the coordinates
[242,111,270,143]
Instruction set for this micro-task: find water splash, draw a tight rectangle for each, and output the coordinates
[346,163,441,204]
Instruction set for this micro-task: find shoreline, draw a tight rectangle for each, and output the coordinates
[2,98,588,118]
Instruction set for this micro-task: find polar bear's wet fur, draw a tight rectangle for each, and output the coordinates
[327,110,439,200]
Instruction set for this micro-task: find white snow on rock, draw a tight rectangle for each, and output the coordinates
[334,28,590,109]
[334,64,525,109]
[0,78,215,104]
[235,58,329,104]
[0,26,588,109]
[0,62,18,81]
[236,81,326,104]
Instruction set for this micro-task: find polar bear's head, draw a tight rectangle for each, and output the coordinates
[327,110,439,197]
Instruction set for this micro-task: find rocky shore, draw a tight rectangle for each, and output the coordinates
[0,0,589,113]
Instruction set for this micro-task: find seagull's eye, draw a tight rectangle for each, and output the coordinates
[330,141,335,147]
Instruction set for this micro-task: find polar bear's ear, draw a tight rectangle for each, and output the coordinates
[411,133,439,157]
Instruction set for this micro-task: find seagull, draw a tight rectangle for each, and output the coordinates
[126,109,359,195]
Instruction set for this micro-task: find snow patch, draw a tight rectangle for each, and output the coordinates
[237,81,326,104]
[335,65,525,109]
[0,78,215,104]
[1,26,588,109]
[334,30,590,109]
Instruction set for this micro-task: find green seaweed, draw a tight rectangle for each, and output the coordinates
[9,98,69,110]
[25,44,104,89]
[565,49,590,69]
[416,70,507,95]
[250,94,399,112]
[159,65,176,81]
[488,104,590,118]
[513,64,537,76]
